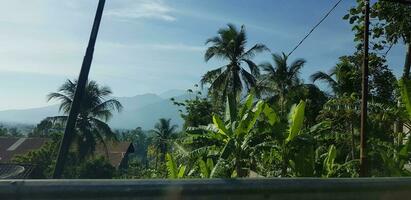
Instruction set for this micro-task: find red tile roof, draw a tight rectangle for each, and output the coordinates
[0,137,49,163]
[0,137,134,168]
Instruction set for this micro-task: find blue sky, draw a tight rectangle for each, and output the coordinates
[0,0,405,110]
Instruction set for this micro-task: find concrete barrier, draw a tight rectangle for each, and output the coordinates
[1,178,411,199]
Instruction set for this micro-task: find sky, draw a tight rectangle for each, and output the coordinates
[0,0,406,110]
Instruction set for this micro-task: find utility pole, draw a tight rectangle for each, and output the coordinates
[53,0,106,179]
[360,0,370,177]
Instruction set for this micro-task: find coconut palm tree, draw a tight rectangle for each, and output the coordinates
[258,52,305,116]
[47,79,122,158]
[152,118,178,162]
[310,58,360,97]
[201,24,268,103]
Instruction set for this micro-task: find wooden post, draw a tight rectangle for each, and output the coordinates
[53,0,106,179]
[360,0,370,177]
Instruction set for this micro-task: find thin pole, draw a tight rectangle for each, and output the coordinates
[53,0,106,179]
[360,0,370,177]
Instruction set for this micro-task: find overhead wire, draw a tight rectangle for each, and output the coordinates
[287,0,344,57]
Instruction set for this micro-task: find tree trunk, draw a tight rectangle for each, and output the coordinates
[402,43,411,80]
[351,122,355,160]
[281,146,287,177]
[395,43,411,134]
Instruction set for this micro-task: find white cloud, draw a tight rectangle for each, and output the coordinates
[101,42,205,52]
[105,0,176,22]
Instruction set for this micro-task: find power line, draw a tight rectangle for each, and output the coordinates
[287,0,344,57]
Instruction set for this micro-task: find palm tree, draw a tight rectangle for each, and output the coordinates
[258,53,305,116]
[201,24,268,103]
[310,58,360,97]
[47,79,122,158]
[152,118,178,163]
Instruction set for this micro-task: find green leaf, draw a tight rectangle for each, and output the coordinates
[246,101,264,131]
[210,159,229,178]
[166,153,178,179]
[213,115,230,137]
[206,158,214,170]
[199,159,209,178]
[399,78,411,120]
[342,14,350,20]
[178,165,186,178]
[225,94,238,122]
[220,139,235,159]
[323,145,337,177]
[235,100,264,138]
[239,93,254,118]
[286,100,306,143]
[263,104,279,126]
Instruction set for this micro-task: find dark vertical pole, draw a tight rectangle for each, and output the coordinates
[360,0,370,177]
[53,0,106,179]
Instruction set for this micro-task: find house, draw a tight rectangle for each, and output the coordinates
[95,141,135,169]
[0,137,135,178]
[0,137,48,163]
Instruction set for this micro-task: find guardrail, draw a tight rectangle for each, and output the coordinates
[1,178,411,199]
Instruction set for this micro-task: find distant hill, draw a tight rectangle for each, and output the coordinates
[0,90,189,130]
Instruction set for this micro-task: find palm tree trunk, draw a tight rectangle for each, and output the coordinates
[162,143,167,162]
[235,153,247,177]
[281,144,287,177]
[351,122,355,160]
[402,43,411,80]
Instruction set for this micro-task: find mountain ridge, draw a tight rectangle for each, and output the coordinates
[0,90,188,130]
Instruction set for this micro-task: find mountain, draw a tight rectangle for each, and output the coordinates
[0,105,60,124]
[0,91,187,130]
[159,89,186,99]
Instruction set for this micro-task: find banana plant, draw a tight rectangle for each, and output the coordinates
[278,100,315,177]
[187,93,278,177]
[165,153,186,179]
[198,158,214,178]
[373,78,411,176]
[323,145,337,177]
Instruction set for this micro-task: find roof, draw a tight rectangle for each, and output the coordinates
[0,137,134,168]
[0,137,49,163]
[95,141,135,168]
[0,163,35,179]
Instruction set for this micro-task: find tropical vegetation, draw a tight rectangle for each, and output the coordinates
[7,1,411,179]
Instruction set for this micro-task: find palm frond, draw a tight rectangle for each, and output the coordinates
[310,71,338,91]
[242,59,260,77]
[242,44,269,59]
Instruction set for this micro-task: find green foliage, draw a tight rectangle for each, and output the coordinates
[258,53,306,116]
[286,101,305,143]
[47,79,122,158]
[152,118,178,162]
[198,158,214,178]
[13,141,58,178]
[25,15,411,179]
[202,24,268,102]
[323,145,337,177]
[171,86,217,129]
[78,157,115,179]
[399,78,411,119]
[29,119,64,138]
[165,153,186,179]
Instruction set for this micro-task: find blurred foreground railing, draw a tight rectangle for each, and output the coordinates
[1,178,411,200]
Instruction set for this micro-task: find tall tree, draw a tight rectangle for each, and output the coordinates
[152,118,178,162]
[311,54,396,103]
[47,79,122,158]
[311,56,360,97]
[201,24,268,103]
[259,53,305,116]
[344,0,411,79]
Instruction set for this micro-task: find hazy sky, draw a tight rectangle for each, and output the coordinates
[0,0,406,110]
